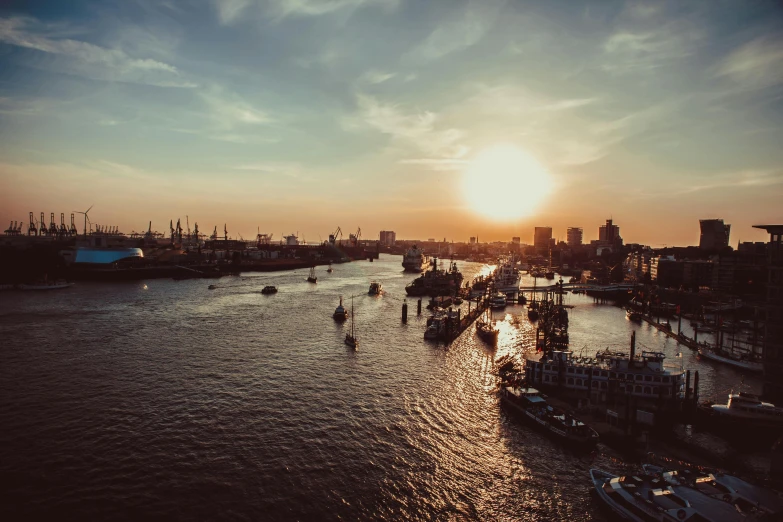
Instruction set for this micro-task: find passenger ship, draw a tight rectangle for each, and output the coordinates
[708,392,783,428]
[493,256,521,292]
[525,334,685,402]
[401,245,429,272]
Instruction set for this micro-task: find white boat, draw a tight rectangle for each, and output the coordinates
[493,256,520,291]
[402,244,429,272]
[489,291,507,309]
[709,392,783,427]
[17,282,75,291]
[697,346,763,373]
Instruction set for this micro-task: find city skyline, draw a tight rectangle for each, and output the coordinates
[1,0,782,245]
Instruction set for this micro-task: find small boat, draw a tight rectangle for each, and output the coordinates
[517,294,527,305]
[307,266,317,283]
[368,281,383,295]
[326,263,334,273]
[660,321,672,332]
[626,309,642,322]
[344,297,358,349]
[208,284,217,290]
[333,296,349,321]
[489,291,507,309]
[261,285,278,294]
[527,308,539,321]
[475,309,498,345]
[544,271,555,280]
[17,281,74,291]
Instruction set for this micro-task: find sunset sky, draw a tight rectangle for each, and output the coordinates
[1,0,781,246]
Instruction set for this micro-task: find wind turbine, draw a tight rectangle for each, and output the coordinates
[73,205,93,236]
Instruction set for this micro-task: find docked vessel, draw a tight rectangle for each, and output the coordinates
[17,281,74,291]
[307,266,317,283]
[402,245,429,272]
[405,257,463,297]
[261,285,278,294]
[525,333,685,402]
[333,296,349,321]
[500,386,598,449]
[590,469,749,521]
[368,281,383,295]
[493,256,520,292]
[626,308,642,322]
[707,392,783,428]
[697,345,763,373]
[489,291,507,309]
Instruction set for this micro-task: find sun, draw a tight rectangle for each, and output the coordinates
[461,144,553,221]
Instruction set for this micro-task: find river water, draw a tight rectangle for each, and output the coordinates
[0,255,761,521]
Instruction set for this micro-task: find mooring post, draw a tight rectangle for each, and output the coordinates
[417,298,422,315]
[402,300,408,324]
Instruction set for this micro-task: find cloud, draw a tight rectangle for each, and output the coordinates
[234,162,300,176]
[0,16,195,87]
[405,0,504,62]
[213,0,397,24]
[602,21,703,74]
[213,0,252,24]
[349,93,467,159]
[198,88,273,128]
[538,98,597,111]
[716,36,783,91]
[359,70,396,85]
[399,158,468,171]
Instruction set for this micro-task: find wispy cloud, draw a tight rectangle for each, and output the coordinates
[405,0,505,62]
[716,36,783,91]
[213,0,397,24]
[538,98,597,111]
[234,162,301,176]
[399,158,468,171]
[359,70,396,85]
[0,16,195,88]
[602,20,704,74]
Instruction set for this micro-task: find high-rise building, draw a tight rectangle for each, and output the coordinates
[534,227,552,252]
[469,237,476,244]
[511,237,520,244]
[379,230,396,246]
[754,225,783,404]
[699,219,730,250]
[566,227,583,247]
[598,219,621,246]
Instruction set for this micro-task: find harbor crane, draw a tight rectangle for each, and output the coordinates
[329,226,342,244]
[28,212,37,236]
[349,227,361,247]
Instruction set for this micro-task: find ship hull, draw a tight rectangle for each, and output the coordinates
[697,348,763,372]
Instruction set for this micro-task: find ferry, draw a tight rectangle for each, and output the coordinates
[525,334,685,402]
[493,256,520,292]
[590,469,749,521]
[368,281,383,295]
[708,392,783,428]
[500,386,599,450]
[401,244,429,272]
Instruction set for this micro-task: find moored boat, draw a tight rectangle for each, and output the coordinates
[402,244,429,272]
[707,391,783,428]
[17,281,75,291]
[489,291,507,309]
[626,309,642,322]
[475,309,498,345]
[405,257,463,297]
[697,345,763,373]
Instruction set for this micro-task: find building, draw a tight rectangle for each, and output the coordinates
[379,230,396,247]
[534,227,552,253]
[567,227,583,247]
[469,237,476,244]
[598,219,622,247]
[650,255,684,288]
[699,219,730,250]
[511,237,520,245]
[753,225,783,405]
[682,260,713,290]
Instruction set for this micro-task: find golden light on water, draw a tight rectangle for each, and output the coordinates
[462,144,553,221]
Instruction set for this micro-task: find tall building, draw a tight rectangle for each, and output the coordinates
[754,225,783,404]
[598,219,621,245]
[699,219,730,250]
[469,237,476,244]
[511,237,520,245]
[379,230,396,246]
[534,227,552,252]
[566,227,583,247]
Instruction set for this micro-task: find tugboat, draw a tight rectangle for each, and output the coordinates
[405,257,463,297]
[261,285,278,294]
[475,309,499,345]
[307,266,317,283]
[333,296,349,321]
[368,281,383,295]
[501,385,598,450]
[344,297,358,349]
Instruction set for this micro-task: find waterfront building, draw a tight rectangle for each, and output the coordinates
[699,219,731,250]
[534,227,552,253]
[566,227,583,247]
[753,225,783,405]
[598,219,622,248]
[682,259,713,290]
[379,230,396,247]
[650,255,684,288]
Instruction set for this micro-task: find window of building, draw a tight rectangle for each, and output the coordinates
[593,381,599,388]
[544,375,550,382]
[634,385,642,393]
[654,377,661,383]
[568,378,574,385]
[601,371,609,377]
[663,376,670,383]
[601,382,608,390]
[644,387,652,394]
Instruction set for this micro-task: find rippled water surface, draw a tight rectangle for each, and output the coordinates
[0,255,760,520]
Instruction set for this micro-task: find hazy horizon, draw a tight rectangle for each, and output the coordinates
[1,0,781,246]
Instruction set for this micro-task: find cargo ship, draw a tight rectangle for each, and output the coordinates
[405,257,463,297]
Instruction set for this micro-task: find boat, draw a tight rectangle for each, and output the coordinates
[208,284,217,290]
[626,309,642,322]
[333,296,349,321]
[326,263,333,273]
[424,308,460,341]
[501,385,598,450]
[525,333,686,401]
[544,271,555,280]
[590,469,750,522]
[642,463,783,515]
[307,266,317,283]
[493,256,521,292]
[344,297,358,348]
[527,307,539,321]
[707,392,783,428]
[405,257,463,297]
[402,244,429,272]
[697,345,763,373]
[517,294,527,305]
[475,309,499,345]
[261,285,278,294]
[368,281,383,295]
[489,291,507,309]
[17,281,75,291]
